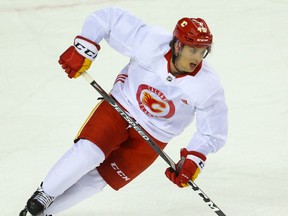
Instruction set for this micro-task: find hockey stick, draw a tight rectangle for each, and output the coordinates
[82,71,226,216]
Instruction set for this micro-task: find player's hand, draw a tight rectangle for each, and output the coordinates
[165,148,206,187]
[58,36,100,78]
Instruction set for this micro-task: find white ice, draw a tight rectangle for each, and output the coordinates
[0,0,288,215]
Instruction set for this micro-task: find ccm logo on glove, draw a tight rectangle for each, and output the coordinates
[58,36,100,78]
[74,36,99,60]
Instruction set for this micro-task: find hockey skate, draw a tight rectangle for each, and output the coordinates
[19,182,54,216]
[19,208,52,216]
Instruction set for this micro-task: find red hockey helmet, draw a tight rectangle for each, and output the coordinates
[173,17,213,47]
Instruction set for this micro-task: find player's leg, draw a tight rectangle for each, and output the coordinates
[44,169,107,215]
[25,139,105,215]
[23,100,129,215]
[43,139,105,197]
[97,127,167,190]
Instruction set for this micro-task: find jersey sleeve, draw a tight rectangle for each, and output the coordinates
[186,87,228,156]
[78,6,147,57]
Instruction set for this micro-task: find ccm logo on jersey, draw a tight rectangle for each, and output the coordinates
[111,162,131,181]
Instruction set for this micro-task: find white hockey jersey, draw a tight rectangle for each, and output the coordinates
[79,7,228,155]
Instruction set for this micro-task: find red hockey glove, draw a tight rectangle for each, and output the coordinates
[58,36,100,78]
[165,148,206,188]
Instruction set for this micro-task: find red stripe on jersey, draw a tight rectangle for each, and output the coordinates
[114,74,128,84]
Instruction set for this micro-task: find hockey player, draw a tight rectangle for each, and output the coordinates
[20,6,228,216]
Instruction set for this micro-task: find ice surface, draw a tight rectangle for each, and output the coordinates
[0,0,288,215]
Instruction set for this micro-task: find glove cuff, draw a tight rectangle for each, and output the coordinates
[186,154,205,171]
[74,36,100,61]
[181,149,206,172]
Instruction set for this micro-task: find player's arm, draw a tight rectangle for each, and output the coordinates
[187,87,228,155]
[58,7,147,78]
[166,87,228,187]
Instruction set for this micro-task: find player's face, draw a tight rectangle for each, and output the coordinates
[176,45,209,73]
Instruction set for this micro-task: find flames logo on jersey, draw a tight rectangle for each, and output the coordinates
[136,84,175,118]
[141,92,166,113]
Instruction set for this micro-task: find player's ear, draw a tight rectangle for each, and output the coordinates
[174,40,182,55]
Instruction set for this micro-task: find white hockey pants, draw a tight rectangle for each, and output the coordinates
[41,139,107,215]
